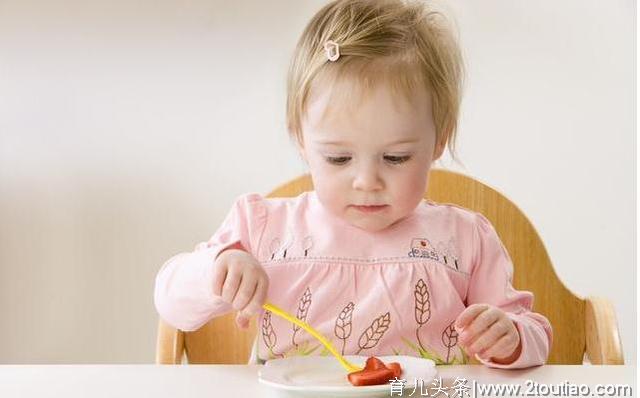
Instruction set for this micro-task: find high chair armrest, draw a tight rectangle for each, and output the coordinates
[584,296,624,364]
[156,318,184,364]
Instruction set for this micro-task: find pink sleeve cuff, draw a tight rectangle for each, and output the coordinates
[477,312,551,369]
[154,248,232,331]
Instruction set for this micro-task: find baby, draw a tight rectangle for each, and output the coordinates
[155,0,552,368]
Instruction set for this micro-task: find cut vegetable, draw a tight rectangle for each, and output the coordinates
[364,356,387,370]
[387,362,402,378]
[347,356,403,386]
[347,367,395,386]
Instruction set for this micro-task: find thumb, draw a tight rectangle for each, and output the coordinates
[235,311,252,330]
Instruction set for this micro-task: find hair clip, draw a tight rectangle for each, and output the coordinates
[324,40,340,62]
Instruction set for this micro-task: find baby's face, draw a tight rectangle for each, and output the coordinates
[300,81,443,232]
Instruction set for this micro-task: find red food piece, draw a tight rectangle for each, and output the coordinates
[347,367,395,386]
[347,356,404,386]
[364,356,387,370]
[387,362,402,378]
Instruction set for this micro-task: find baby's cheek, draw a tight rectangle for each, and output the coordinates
[313,177,345,212]
[395,173,428,209]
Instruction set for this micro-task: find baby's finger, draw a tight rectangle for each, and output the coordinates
[221,270,242,304]
[477,331,519,361]
[212,263,228,297]
[232,271,258,311]
[459,307,500,343]
[244,278,268,316]
[465,321,506,355]
[455,304,489,330]
[235,279,265,330]
[235,312,251,330]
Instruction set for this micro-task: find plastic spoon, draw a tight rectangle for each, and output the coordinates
[262,302,363,373]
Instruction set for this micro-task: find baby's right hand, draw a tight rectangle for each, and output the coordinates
[212,248,269,330]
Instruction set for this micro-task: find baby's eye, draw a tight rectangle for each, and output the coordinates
[384,155,412,164]
[325,156,352,165]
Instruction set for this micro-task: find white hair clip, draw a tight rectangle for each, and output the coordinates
[324,40,340,62]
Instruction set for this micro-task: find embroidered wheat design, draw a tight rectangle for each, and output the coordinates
[414,278,431,351]
[356,312,391,354]
[262,311,279,358]
[334,302,354,355]
[292,287,312,348]
[441,321,459,363]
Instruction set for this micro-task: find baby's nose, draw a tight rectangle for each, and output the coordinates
[352,165,384,191]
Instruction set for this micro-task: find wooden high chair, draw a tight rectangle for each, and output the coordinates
[156,169,624,365]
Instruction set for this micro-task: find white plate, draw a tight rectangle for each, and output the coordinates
[258,355,436,397]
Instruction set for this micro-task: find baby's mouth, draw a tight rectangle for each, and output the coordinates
[351,204,389,213]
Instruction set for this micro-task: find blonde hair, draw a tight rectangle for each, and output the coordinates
[286,0,465,158]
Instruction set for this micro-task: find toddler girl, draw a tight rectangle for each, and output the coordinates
[154,0,552,368]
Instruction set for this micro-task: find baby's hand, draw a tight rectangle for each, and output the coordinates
[455,304,522,364]
[212,249,269,330]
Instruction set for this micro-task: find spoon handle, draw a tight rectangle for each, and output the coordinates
[262,302,362,373]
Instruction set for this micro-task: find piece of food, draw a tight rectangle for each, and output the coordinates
[364,356,387,370]
[347,356,403,386]
[386,362,402,378]
[348,367,395,386]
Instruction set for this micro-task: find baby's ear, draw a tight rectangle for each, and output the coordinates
[294,137,308,163]
[433,136,447,160]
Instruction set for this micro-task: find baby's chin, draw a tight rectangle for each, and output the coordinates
[345,215,404,233]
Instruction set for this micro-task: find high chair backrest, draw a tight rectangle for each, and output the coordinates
[156,169,623,365]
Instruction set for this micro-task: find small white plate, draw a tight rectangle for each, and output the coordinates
[259,355,436,397]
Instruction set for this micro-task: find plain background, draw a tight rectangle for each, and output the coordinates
[0,0,635,363]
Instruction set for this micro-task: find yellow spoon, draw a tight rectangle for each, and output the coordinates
[262,302,363,373]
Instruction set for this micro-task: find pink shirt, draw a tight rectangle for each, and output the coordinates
[154,191,552,368]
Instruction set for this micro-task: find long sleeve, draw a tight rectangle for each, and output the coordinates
[154,193,267,332]
[466,213,553,369]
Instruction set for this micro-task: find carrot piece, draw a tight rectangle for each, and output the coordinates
[364,356,387,370]
[387,362,402,378]
[347,367,395,386]
[347,356,404,386]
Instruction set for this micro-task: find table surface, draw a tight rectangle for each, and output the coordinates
[0,364,635,397]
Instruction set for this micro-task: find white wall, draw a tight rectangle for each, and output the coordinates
[0,0,634,363]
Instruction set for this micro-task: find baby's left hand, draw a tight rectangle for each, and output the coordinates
[455,304,522,364]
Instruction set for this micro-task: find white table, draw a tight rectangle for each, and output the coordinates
[0,365,635,397]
